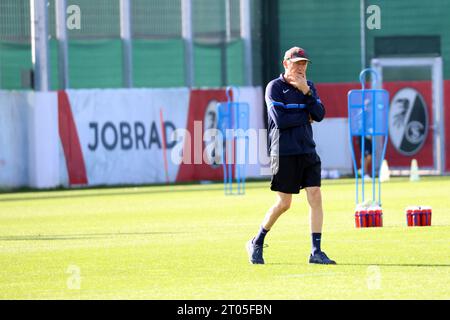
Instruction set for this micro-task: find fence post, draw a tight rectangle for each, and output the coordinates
[182,0,194,87]
[55,0,69,89]
[30,0,51,91]
[120,0,133,88]
[240,0,253,86]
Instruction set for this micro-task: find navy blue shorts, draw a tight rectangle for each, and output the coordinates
[270,153,321,194]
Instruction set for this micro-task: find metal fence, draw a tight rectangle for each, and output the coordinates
[0,0,259,90]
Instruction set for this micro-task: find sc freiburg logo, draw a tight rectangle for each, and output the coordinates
[388,87,428,156]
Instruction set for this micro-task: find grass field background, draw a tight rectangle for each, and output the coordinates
[0,177,449,299]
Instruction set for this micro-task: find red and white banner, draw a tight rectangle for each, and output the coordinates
[1,82,448,189]
[175,89,228,182]
[60,88,190,186]
[57,87,265,186]
[316,80,450,172]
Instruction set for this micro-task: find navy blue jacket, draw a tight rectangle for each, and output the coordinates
[265,74,325,156]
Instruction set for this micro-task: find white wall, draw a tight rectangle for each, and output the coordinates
[0,91,59,189]
[0,91,30,188]
[313,118,352,174]
[27,92,59,188]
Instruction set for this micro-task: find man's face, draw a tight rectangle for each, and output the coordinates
[284,59,308,76]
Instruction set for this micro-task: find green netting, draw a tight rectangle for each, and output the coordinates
[132,39,185,87]
[278,0,450,83]
[194,43,222,87]
[0,40,60,90]
[0,0,251,89]
[229,0,242,38]
[365,0,450,79]
[226,40,245,86]
[251,0,263,86]
[192,0,244,87]
[66,0,120,39]
[193,0,240,42]
[194,40,244,87]
[68,40,123,88]
[193,0,225,40]
[49,39,59,90]
[0,0,30,89]
[0,42,31,90]
[3,0,450,90]
[279,0,361,83]
[0,0,30,42]
[49,0,121,39]
[132,0,181,39]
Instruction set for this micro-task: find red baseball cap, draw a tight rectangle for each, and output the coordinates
[283,47,311,63]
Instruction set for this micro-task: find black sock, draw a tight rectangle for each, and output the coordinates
[311,233,322,255]
[253,226,269,246]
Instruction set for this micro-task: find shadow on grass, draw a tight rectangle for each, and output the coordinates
[0,184,269,203]
[335,263,450,268]
[267,262,450,268]
[0,231,186,241]
[2,175,448,201]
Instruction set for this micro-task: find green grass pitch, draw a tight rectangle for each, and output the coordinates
[0,177,449,299]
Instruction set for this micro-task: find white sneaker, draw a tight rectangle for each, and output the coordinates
[364,174,371,181]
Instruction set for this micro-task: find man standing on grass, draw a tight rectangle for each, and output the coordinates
[246,46,336,265]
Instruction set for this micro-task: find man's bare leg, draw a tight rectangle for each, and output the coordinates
[246,192,292,264]
[252,192,292,247]
[261,192,292,231]
[306,186,336,264]
[306,187,323,234]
